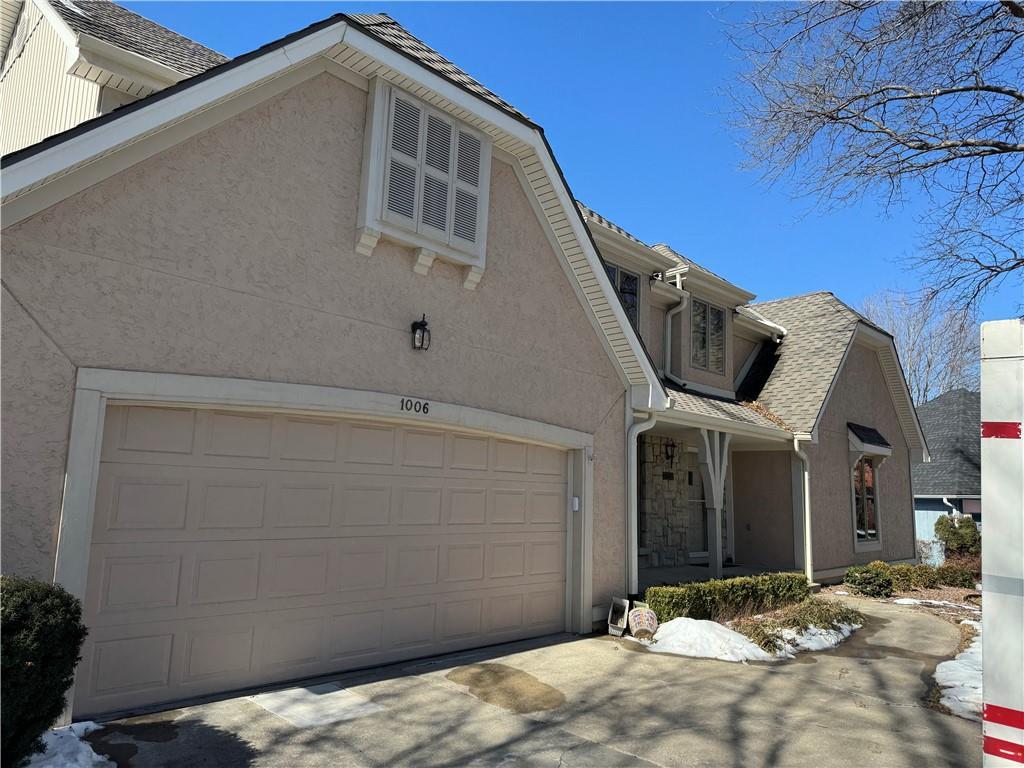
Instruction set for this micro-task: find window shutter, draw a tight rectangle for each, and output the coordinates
[383,94,422,227]
[419,113,453,239]
[451,130,482,247]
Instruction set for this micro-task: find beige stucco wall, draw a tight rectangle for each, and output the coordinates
[646,303,666,372]
[0,1,101,155]
[731,450,795,570]
[1,71,629,604]
[806,342,916,570]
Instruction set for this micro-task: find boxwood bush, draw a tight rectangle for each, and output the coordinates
[934,515,981,556]
[936,564,976,588]
[844,565,894,597]
[1,576,88,768]
[644,572,810,623]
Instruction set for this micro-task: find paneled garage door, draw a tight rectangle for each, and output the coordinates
[75,405,568,716]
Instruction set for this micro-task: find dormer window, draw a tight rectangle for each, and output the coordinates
[357,81,492,283]
[691,299,725,374]
[605,263,639,329]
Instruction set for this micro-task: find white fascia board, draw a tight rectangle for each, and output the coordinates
[735,312,785,340]
[75,33,185,90]
[32,0,77,50]
[656,408,791,442]
[588,225,676,274]
[2,20,349,196]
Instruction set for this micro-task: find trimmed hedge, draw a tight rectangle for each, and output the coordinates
[936,564,976,588]
[844,565,894,597]
[849,559,976,596]
[1,576,88,768]
[644,572,810,623]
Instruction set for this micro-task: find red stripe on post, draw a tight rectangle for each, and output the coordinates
[985,736,1024,764]
[986,703,1024,730]
[981,421,1022,439]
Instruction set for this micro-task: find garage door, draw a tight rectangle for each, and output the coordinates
[75,405,568,716]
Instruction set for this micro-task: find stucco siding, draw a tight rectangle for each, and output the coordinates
[733,334,757,382]
[0,0,101,155]
[806,342,916,570]
[1,71,628,603]
[731,450,795,570]
[647,303,665,372]
[1,287,76,581]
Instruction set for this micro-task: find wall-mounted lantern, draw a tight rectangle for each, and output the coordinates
[665,439,677,466]
[411,314,431,351]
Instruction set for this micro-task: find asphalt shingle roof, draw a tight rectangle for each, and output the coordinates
[911,389,980,496]
[347,13,528,122]
[577,202,649,247]
[849,422,891,449]
[737,291,869,434]
[664,382,786,432]
[50,0,228,77]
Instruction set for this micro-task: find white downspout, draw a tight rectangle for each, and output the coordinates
[627,411,658,595]
[793,436,814,584]
[662,290,689,378]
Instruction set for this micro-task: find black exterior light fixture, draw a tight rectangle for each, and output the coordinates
[411,314,431,351]
[665,439,677,466]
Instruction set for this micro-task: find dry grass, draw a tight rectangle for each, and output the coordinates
[731,597,864,652]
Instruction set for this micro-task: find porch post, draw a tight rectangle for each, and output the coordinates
[698,428,731,580]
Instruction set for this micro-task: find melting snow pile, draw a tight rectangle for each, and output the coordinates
[778,623,859,653]
[26,722,111,768]
[934,619,983,722]
[629,617,859,662]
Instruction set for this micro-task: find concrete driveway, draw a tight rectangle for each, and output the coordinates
[84,597,982,767]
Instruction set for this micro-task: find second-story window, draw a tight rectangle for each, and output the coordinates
[691,299,725,374]
[605,263,639,329]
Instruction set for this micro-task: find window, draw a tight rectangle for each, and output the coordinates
[359,82,492,267]
[852,456,879,543]
[691,299,725,374]
[605,263,640,329]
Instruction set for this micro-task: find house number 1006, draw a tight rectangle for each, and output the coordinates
[400,398,429,414]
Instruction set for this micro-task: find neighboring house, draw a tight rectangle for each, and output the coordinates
[0,1,928,719]
[912,389,981,540]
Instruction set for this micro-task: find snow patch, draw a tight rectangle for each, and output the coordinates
[779,623,860,653]
[834,590,850,595]
[629,617,859,662]
[934,619,982,722]
[27,722,111,768]
[893,598,980,612]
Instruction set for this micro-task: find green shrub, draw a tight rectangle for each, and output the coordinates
[889,563,916,591]
[644,572,810,623]
[936,564,976,588]
[912,564,941,589]
[1,576,88,768]
[867,560,891,572]
[844,565,894,597]
[934,515,981,556]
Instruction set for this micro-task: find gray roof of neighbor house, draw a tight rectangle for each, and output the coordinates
[911,389,980,497]
[737,291,880,434]
[577,202,649,247]
[49,0,228,77]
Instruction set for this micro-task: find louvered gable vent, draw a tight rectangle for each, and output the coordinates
[379,87,490,260]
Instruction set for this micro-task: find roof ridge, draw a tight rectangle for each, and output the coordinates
[750,290,835,306]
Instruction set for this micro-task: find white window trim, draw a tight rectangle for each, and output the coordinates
[356,78,492,287]
[690,298,727,375]
[850,450,886,553]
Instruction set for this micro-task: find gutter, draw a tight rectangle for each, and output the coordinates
[792,434,814,584]
[627,411,658,595]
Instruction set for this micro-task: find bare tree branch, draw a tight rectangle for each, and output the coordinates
[729,1,1024,315]
[860,290,980,403]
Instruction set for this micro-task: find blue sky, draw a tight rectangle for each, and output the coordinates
[124,1,1017,320]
